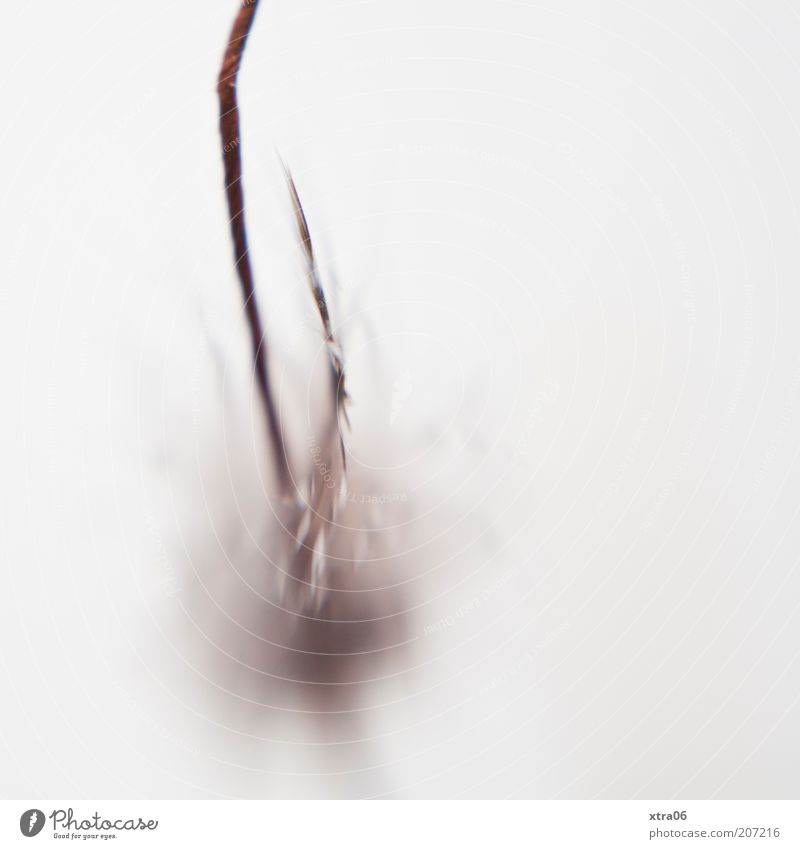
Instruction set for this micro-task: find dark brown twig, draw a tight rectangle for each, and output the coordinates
[218,0,290,489]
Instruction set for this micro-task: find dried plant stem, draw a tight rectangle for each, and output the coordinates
[218,0,289,489]
[218,5,351,613]
[281,163,350,467]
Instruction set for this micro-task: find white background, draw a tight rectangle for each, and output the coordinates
[1,0,799,799]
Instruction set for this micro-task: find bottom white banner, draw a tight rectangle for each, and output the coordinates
[2,800,798,848]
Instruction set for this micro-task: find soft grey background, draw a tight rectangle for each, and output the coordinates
[1,0,799,798]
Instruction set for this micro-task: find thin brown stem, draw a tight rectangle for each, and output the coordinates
[281,163,350,465]
[218,0,289,489]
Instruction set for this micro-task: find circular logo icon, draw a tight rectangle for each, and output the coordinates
[19,809,46,837]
